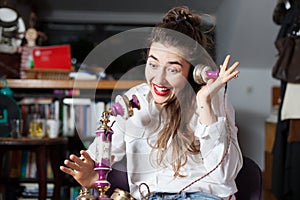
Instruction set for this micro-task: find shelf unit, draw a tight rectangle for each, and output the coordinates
[3,79,145,89]
[2,79,146,100]
[262,86,280,200]
[0,78,145,200]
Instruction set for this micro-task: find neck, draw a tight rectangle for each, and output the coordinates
[27,41,36,47]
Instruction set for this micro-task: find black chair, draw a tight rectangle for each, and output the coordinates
[107,156,263,200]
[107,157,129,196]
[235,156,263,200]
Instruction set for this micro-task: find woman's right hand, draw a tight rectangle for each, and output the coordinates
[60,150,98,188]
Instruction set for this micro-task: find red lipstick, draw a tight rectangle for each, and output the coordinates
[152,83,171,96]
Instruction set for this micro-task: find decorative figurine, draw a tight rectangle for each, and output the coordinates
[19,27,38,70]
[17,12,48,78]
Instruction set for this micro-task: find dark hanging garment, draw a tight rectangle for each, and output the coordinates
[271,1,300,199]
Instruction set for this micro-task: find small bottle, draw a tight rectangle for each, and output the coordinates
[11,119,23,138]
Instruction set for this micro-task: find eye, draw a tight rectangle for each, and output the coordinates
[166,66,180,74]
[147,62,158,69]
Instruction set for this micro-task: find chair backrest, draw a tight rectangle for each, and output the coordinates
[107,158,129,196]
[235,156,263,200]
[107,156,263,200]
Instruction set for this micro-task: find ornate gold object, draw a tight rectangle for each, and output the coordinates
[75,188,96,200]
[111,188,136,200]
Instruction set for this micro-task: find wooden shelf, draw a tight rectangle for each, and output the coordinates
[3,79,145,89]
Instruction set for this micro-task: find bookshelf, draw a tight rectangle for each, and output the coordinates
[0,137,67,200]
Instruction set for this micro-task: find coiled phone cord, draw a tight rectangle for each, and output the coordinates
[175,83,231,196]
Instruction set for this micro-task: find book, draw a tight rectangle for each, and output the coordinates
[19,182,53,199]
[10,151,22,178]
[20,151,28,178]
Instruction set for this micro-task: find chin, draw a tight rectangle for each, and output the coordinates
[151,91,171,105]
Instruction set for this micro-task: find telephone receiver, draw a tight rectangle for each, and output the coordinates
[193,64,220,84]
[109,94,140,120]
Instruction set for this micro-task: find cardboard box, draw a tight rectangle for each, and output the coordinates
[32,45,71,70]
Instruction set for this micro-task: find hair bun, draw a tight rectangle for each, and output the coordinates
[163,6,196,26]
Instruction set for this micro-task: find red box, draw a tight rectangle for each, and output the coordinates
[32,45,72,70]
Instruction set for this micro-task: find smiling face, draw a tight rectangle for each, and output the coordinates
[145,42,191,104]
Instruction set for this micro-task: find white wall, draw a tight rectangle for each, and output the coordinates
[216,0,281,169]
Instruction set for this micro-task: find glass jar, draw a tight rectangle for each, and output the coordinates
[29,114,45,138]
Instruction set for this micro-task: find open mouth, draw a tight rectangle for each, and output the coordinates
[152,83,172,96]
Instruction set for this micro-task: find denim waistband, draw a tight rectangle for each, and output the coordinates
[148,191,222,200]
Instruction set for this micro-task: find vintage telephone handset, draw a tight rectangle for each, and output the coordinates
[193,64,219,84]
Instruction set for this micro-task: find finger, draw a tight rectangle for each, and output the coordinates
[80,150,93,161]
[221,55,231,71]
[225,67,240,82]
[223,62,239,78]
[80,151,95,166]
[60,166,74,176]
[229,70,240,80]
[64,159,81,171]
[70,154,85,166]
[69,154,80,161]
[228,61,240,72]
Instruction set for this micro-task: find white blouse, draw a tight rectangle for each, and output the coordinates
[87,83,243,199]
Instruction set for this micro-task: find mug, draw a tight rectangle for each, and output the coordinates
[46,119,60,138]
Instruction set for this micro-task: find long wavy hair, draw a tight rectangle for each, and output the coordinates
[147,6,215,177]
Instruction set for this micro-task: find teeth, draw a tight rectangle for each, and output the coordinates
[154,84,169,92]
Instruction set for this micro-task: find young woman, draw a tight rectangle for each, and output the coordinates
[60,6,243,200]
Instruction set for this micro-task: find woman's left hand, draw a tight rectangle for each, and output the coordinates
[196,54,239,125]
[197,54,240,102]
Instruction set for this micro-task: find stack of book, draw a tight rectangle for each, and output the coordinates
[18,183,53,200]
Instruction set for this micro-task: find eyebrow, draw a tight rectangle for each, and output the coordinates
[168,61,183,66]
[148,55,158,61]
[148,55,183,67]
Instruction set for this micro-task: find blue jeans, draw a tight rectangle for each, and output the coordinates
[148,192,222,200]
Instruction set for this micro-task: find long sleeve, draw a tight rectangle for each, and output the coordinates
[194,87,243,184]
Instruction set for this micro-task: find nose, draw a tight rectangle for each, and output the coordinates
[153,66,167,84]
